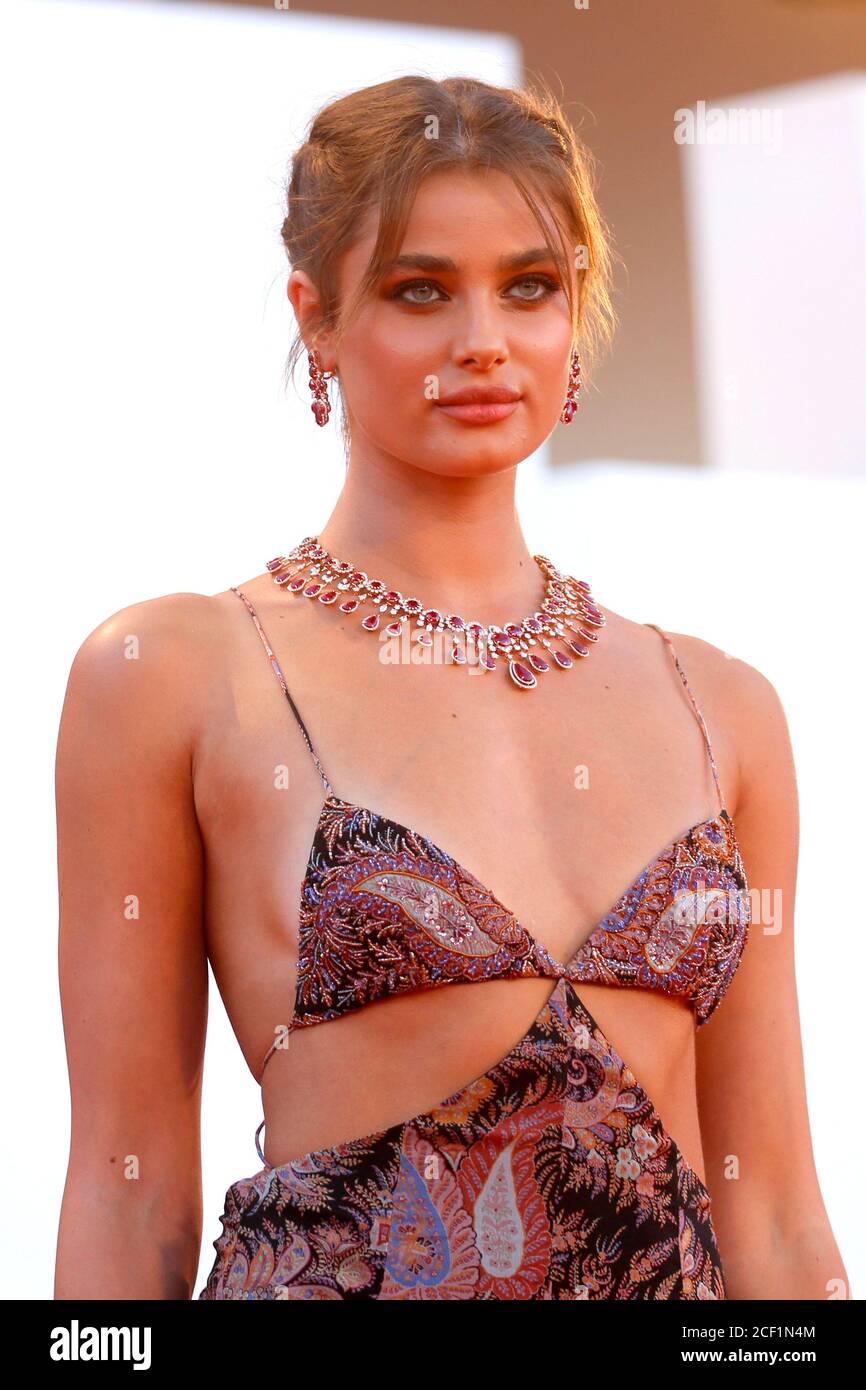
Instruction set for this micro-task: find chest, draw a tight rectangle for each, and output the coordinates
[194,606,732,993]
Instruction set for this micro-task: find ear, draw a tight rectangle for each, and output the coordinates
[287,269,337,371]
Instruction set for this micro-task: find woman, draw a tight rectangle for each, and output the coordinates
[54,75,845,1300]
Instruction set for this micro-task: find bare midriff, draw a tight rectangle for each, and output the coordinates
[257,977,704,1181]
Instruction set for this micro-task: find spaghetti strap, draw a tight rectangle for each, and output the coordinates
[231,586,334,797]
[644,623,726,814]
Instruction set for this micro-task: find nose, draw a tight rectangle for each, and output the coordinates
[453,343,507,371]
[450,298,508,371]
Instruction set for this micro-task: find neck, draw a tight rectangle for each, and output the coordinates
[314,457,544,624]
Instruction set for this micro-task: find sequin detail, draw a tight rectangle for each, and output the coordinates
[291,794,750,1032]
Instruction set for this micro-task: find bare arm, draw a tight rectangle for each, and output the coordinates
[695,654,849,1300]
[54,594,209,1299]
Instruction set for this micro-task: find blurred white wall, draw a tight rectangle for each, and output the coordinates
[681,70,866,477]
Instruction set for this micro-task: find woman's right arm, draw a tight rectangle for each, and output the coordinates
[54,594,210,1299]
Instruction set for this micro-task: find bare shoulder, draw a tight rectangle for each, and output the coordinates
[649,623,776,707]
[67,589,217,684]
[636,618,793,821]
[60,587,244,761]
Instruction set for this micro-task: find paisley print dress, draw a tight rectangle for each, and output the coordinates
[197,592,750,1301]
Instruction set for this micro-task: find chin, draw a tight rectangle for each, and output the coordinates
[415,446,530,479]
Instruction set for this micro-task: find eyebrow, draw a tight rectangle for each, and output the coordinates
[381,246,557,275]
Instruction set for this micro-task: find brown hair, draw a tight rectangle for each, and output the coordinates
[281,73,617,449]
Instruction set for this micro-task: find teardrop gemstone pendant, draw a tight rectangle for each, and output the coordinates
[508,658,538,689]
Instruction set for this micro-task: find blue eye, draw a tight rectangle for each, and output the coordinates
[391,281,445,304]
[507,275,559,301]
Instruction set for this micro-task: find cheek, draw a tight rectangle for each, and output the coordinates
[520,341,572,413]
[341,320,434,420]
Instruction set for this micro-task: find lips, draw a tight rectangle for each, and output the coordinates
[437,386,521,406]
[436,385,522,425]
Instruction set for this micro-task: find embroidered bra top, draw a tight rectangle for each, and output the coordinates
[232,587,751,1100]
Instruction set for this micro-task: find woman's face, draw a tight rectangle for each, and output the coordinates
[319,167,576,477]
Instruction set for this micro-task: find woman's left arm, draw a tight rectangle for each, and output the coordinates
[695,655,850,1301]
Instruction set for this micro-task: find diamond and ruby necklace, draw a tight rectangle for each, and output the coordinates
[266,536,605,691]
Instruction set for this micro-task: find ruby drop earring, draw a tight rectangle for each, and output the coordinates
[308,348,334,427]
[560,349,581,424]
